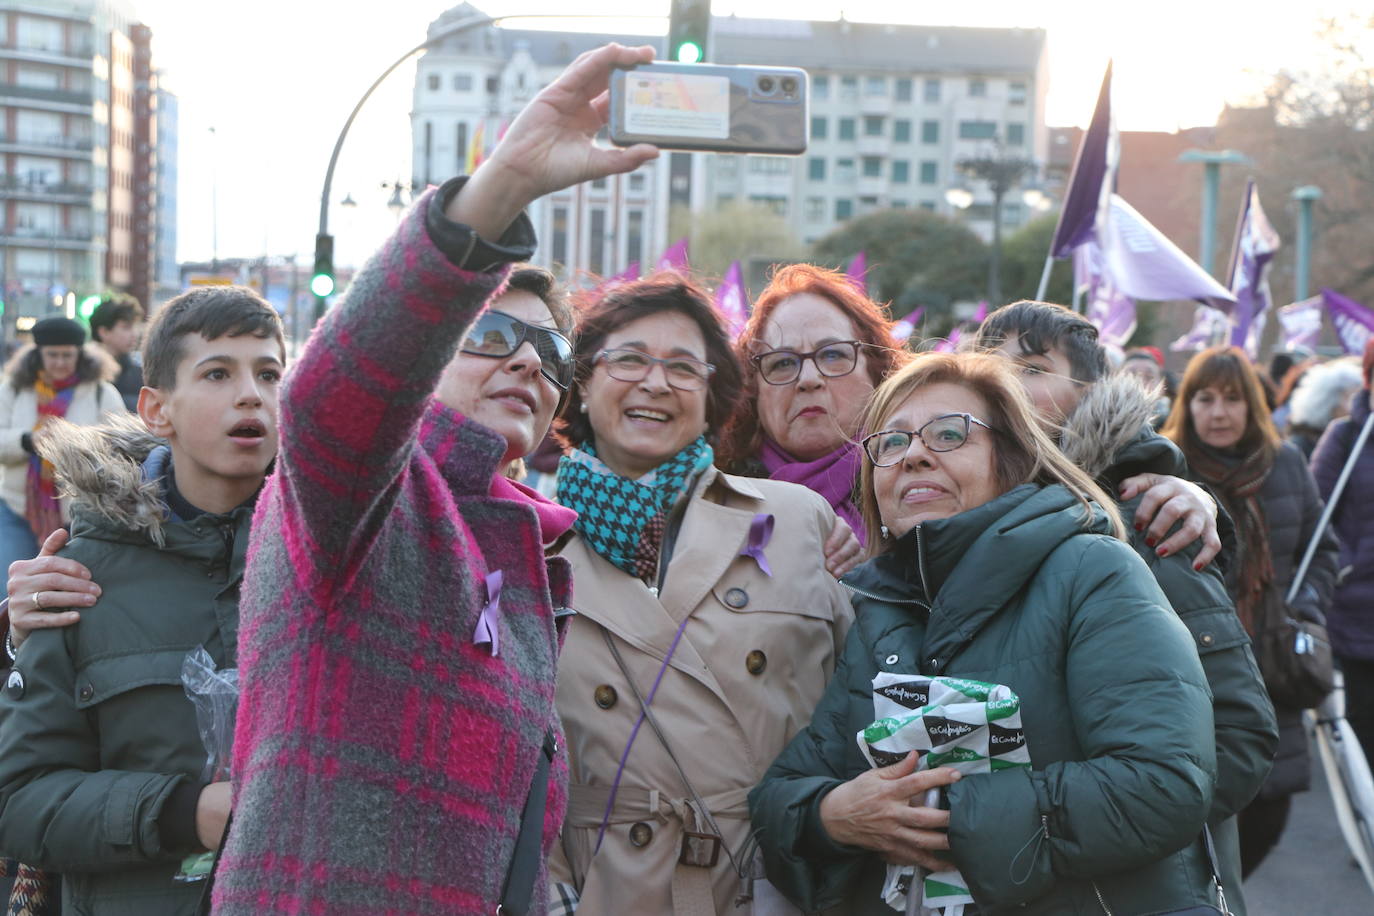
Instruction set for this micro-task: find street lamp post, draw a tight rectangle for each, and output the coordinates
[1179,149,1251,278]
[1291,185,1322,302]
[952,148,1037,306]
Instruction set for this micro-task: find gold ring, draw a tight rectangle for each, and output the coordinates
[33,591,44,610]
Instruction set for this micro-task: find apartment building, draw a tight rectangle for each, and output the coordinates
[411,5,1047,278]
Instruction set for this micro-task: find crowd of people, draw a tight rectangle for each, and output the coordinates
[0,42,1369,916]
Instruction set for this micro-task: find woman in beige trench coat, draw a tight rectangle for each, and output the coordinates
[549,273,854,915]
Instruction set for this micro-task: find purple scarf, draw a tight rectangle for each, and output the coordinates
[758,437,865,544]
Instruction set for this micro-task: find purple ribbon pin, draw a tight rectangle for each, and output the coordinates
[742,513,775,577]
[473,569,503,656]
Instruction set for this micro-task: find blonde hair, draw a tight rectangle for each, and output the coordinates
[857,352,1126,552]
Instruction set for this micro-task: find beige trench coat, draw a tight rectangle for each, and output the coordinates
[550,467,853,915]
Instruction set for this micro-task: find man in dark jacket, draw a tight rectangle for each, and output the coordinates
[975,301,1279,912]
[88,293,144,412]
[0,286,284,915]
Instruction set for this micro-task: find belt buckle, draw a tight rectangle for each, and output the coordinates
[679,830,721,868]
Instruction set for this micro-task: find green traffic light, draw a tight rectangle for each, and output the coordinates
[310,273,335,298]
[674,41,703,64]
[78,295,101,320]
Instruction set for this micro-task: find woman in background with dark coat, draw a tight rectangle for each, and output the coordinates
[1163,345,1340,876]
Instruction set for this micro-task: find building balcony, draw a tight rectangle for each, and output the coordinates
[0,83,93,111]
[0,44,95,69]
[0,133,94,158]
[0,226,97,250]
[857,135,889,156]
[0,177,94,202]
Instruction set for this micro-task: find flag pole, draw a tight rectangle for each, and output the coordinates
[1288,408,1374,604]
[1034,255,1054,301]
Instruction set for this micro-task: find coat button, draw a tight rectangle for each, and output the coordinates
[78,683,94,702]
[594,685,618,709]
[1200,632,1215,647]
[746,650,767,675]
[629,822,653,847]
[885,654,899,665]
[724,588,748,609]
[5,669,24,700]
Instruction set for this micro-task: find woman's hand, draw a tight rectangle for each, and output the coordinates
[818,751,961,872]
[1119,473,1221,568]
[7,529,99,650]
[452,43,660,240]
[824,517,863,578]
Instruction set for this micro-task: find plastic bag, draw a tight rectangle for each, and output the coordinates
[174,646,238,883]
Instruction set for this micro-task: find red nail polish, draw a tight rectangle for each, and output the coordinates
[1134,522,1144,531]
[1194,562,1205,572]
[1157,546,1169,557]
[1144,537,1156,548]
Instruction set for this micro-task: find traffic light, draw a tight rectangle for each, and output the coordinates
[668,0,710,64]
[77,295,101,321]
[311,233,335,298]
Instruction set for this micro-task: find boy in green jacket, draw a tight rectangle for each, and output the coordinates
[0,286,284,915]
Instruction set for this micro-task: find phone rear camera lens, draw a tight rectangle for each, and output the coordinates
[757,76,775,93]
[781,77,797,94]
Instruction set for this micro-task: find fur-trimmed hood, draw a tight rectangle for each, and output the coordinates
[1059,373,1186,488]
[35,411,172,544]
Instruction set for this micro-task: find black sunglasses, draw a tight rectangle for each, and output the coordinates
[461,310,575,391]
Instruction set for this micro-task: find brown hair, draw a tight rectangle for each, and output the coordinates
[1160,346,1281,464]
[143,286,284,390]
[857,351,1125,552]
[556,271,744,449]
[720,263,909,466]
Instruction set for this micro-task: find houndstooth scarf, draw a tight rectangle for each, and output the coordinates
[557,436,713,582]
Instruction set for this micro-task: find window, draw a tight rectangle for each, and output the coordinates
[840,76,858,100]
[893,119,912,143]
[427,73,440,91]
[422,121,433,184]
[895,78,913,102]
[969,78,987,97]
[589,208,606,276]
[920,200,937,211]
[811,116,828,140]
[923,78,941,103]
[628,172,646,192]
[453,73,473,92]
[551,206,568,265]
[627,209,644,266]
[813,75,830,100]
[919,161,938,185]
[808,157,826,181]
[863,116,884,137]
[1006,123,1025,146]
[749,156,791,175]
[858,195,879,215]
[750,195,788,216]
[835,198,854,221]
[455,122,467,170]
[835,158,856,182]
[861,156,882,177]
[805,196,825,221]
[892,199,908,208]
[1009,81,1027,106]
[958,121,998,140]
[864,76,886,96]
[892,160,910,183]
[486,76,499,94]
[921,120,939,144]
[838,118,856,141]
[591,177,607,190]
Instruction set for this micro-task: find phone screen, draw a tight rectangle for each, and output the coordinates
[623,71,731,141]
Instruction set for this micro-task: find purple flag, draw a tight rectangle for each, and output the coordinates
[1277,296,1323,352]
[1049,62,1117,259]
[1170,305,1229,352]
[891,306,923,343]
[1323,288,1374,355]
[610,261,641,284]
[847,251,868,294]
[1100,195,1236,309]
[1075,241,1137,348]
[657,238,689,271]
[972,301,989,323]
[1226,180,1282,356]
[715,260,749,337]
[933,326,963,353]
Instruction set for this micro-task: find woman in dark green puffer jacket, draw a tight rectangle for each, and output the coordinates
[750,353,1221,915]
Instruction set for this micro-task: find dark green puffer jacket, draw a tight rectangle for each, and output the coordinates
[1060,376,1279,913]
[0,416,249,916]
[750,483,1218,915]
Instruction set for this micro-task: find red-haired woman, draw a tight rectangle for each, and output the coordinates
[721,264,908,548]
[1162,345,1339,876]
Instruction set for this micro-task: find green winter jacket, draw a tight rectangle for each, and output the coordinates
[1060,376,1279,913]
[0,416,250,916]
[749,482,1219,915]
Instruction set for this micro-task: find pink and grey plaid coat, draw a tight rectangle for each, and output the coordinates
[212,186,570,915]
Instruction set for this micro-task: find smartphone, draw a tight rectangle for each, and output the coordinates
[608,61,809,155]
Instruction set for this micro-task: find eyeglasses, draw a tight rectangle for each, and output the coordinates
[595,348,715,391]
[461,310,574,391]
[861,413,996,467]
[751,340,867,386]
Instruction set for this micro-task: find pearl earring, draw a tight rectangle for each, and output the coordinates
[880,525,890,540]
[580,402,588,414]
